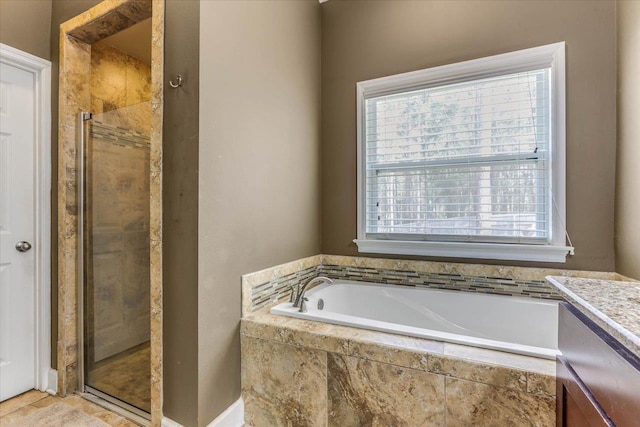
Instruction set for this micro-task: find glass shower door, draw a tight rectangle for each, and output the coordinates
[80,102,151,414]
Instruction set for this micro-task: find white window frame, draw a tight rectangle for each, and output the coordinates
[354,42,574,263]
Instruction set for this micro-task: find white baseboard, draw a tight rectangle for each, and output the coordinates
[46,368,57,395]
[161,398,244,427]
[207,398,244,427]
[161,416,184,427]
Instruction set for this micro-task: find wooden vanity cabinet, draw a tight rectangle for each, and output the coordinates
[556,302,640,427]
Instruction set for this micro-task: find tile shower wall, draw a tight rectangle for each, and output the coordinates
[87,118,150,362]
[90,41,151,133]
[86,42,151,363]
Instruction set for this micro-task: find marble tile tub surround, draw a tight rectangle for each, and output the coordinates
[547,276,640,359]
[241,310,556,426]
[242,254,622,315]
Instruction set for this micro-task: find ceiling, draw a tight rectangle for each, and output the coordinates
[100,18,152,65]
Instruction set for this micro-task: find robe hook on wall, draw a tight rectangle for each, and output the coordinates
[169,74,183,88]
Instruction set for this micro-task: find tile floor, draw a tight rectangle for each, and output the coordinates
[0,390,140,426]
[88,343,151,412]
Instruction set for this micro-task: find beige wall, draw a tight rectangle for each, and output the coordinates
[162,1,200,425]
[615,0,640,279]
[321,0,617,271]
[0,0,52,60]
[198,0,322,425]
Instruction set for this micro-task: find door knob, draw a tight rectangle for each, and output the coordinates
[15,241,32,252]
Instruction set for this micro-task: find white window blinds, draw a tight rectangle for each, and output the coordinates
[364,68,552,244]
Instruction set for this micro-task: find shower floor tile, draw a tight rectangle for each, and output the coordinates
[87,342,151,413]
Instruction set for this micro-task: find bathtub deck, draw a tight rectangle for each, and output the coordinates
[241,307,556,426]
[243,307,555,388]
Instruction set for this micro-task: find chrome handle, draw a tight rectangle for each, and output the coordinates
[15,241,32,252]
[298,297,308,313]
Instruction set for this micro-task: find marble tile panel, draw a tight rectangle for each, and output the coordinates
[241,335,327,427]
[60,0,128,34]
[429,353,527,392]
[527,371,556,397]
[69,10,137,44]
[242,315,349,355]
[241,316,299,343]
[244,310,557,383]
[283,323,350,356]
[443,343,556,376]
[116,0,153,24]
[126,55,152,105]
[328,354,445,426]
[149,171,161,241]
[58,9,90,397]
[347,329,443,371]
[60,36,91,111]
[91,42,128,110]
[64,362,78,395]
[149,2,164,424]
[149,238,162,427]
[445,377,555,427]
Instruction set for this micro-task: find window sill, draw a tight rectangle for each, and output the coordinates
[353,239,574,263]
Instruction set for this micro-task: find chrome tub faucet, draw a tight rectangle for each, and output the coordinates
[290,276,333,311]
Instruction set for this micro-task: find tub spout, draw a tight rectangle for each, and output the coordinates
[293,276,333,308]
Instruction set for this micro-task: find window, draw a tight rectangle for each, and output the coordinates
[355,43,573,262]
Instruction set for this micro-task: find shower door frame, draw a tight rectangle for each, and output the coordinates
[77,109,152,422]
[57,1,164,425]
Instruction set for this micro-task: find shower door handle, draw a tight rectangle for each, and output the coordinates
[77,111,90,392]
[15,241,32,252]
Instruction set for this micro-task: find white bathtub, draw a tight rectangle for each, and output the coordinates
[270,280,560,359]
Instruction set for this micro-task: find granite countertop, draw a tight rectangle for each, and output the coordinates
[546,276,640,359]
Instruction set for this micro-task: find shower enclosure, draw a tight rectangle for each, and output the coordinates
[57,1,162,421]
[77,101,152,418]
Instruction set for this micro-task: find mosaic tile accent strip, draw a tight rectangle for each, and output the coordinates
[249,265,322,313]
[318,264,563,300]
[91,121,150,150]
[243,257,563,314]
[246,259,563,313]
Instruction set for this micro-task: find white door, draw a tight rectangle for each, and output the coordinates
[0,62,36,401]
